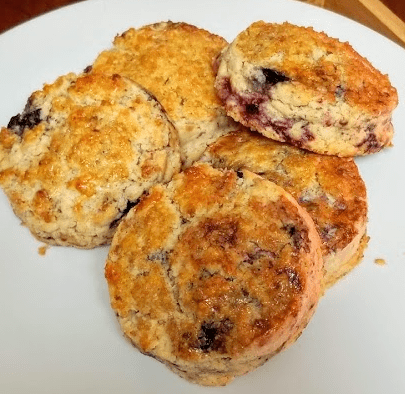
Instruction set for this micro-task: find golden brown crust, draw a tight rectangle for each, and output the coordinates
[112,22,226,121]
[215,21,397,156]
[0,72,181,248]
[234,21,398,114]
[202,128,368,286]
[92,22,236,166]
[105,163,323,385]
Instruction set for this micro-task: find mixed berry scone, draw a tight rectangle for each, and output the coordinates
[202,128,368,289]
[92,21,237,167]
[105,163,323,386]
[0,72,181,248]
[215,21,398,156]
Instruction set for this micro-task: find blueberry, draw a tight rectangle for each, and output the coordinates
[196,319,233,352]
[355,132,381,153]
[283,223,307,251]
[262,68,290,86]
[8,99,42,137]
[246,103,259,114]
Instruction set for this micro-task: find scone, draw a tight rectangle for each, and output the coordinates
[105,163,323,386]
[202,128,368,289]
[92,21,237,167]
[0,72,181,248]
[215,21,398,156]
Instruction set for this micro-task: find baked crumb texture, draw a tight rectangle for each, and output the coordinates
[215,21,398,156]
[201,127,368,289]
[105,163,323,386]
[92,21,237,167]
[0,72,181,248]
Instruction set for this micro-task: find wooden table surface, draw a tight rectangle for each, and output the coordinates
[0,0,404,48]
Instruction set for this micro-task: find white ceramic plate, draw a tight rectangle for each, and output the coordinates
[1,0,404,393]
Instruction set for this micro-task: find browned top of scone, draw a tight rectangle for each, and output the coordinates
[203,128,367,256]
[92,21,227,122]
[0,72,180,247]
[1,73,138,205]
[233,21,398,114]
[105,163,322,365]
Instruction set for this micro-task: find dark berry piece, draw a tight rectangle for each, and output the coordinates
[8,101,42,137]
[196,319,234,352]
[83,65,93,73]
[262,68,290,86]
[197,322,217,351]
[236,170,244,178]
[246,103,259,114]
[355,132,381,153]
[285,224,297,237]
[270,119,293,135]
[243,247,275,266]
[301,124,315,142]
[283,223,307,251]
